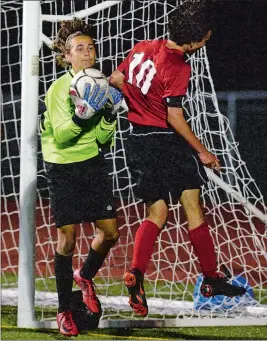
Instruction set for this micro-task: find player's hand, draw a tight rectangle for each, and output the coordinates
[103,86,123,123]
[70,83,108,120]
[198,150,221,171]
[108,86,123,113]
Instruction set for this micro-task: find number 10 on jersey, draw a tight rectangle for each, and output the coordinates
[127,53,156,95]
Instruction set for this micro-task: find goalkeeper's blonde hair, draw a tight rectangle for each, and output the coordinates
[52,18,95,68]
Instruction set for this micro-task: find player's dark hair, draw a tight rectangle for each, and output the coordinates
[52,18,95,67]
[168,0,216,45]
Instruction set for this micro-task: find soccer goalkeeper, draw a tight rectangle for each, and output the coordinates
[41,18,122,336]
[110,0,246,317]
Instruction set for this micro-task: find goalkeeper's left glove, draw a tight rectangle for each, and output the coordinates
[70,83,109,120]
[103,86,123,123]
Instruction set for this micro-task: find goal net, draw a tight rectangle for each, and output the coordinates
[1,0,267,328]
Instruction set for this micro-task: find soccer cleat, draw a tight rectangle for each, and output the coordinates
[200,274,247,298]
[56,310,79,336]
[123,268,148,317]
[73,268,101,315]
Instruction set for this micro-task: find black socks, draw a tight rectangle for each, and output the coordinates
[54,252,73,313]
[55,248,108,312]
[80,247,107,280]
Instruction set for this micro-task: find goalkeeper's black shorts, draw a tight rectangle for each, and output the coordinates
[45,154,116,228]
[125,124,208,203]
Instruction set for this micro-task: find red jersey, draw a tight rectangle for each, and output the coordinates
[117,40,191,128]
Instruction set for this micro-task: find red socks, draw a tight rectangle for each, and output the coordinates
[132,221,217,278]
[132,220,161,275]
[189,223,217,278]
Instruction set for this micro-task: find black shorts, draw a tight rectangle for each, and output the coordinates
[125,124,208,203]
[45,154,116,228]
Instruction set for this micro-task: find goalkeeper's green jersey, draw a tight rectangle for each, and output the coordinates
[41,70,116,164]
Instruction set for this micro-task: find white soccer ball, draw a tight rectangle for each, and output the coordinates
[70,67,109,99]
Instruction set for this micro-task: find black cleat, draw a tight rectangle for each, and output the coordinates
[123,268,148,317]
[201,275,247,298]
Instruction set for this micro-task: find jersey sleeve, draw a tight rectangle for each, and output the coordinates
[45,82,82,144]
[117,41,144,74]
[160,61,191,99]
[117,58,128,74]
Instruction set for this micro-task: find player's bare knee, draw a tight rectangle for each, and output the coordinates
[180,190,201,211]
[103,229,120,245]
[57,237,75,256]
[62,240,76,255]
[95,218,119,244]
[182,203,203,224]
[183,200,202,215]
[59,236,76,255]
[57,224,76,255]
[96,226,120,245]
[147,200,168,228]
[180,190,204,228]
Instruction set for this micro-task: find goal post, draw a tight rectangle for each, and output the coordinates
[17,0,40,328]
[1,0,266,330]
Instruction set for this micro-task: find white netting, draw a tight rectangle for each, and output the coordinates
[1,0,267,325]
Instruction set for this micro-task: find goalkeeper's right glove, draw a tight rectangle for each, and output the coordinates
[103,86,123,123]
[70,83,109,121]
[108,86,123,113]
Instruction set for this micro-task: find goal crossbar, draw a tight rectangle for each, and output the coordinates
[41,1,122,22]
[41,1,122,49]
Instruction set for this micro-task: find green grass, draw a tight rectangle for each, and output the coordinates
[2,273,194,301]
[1,306,267,340]
[2,273,267,304]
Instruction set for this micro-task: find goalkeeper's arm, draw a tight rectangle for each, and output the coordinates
[44,83,82,144]
[95,114,117,145]
[46,82,110,144]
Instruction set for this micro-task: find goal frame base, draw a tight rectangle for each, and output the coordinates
[18,317,267,329]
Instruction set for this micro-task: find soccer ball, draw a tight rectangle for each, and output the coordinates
[70,67,109,99]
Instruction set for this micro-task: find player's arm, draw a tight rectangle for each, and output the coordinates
[95,115,117,145]
[110,58,127,90]
[110,69,125,90]
[167,104,220,170]
[45,84,82,144]
[162,60,220,170]
[110,42,146,90]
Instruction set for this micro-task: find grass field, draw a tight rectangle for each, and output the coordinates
[2,273,197,302]
[2,275,267,340]
[1,306,267,340]
[3,273,267,306]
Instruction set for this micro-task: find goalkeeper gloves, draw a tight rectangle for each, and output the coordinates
[70,83,109,121]
[103,86,123,123]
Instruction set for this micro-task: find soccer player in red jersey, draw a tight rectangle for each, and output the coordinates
[110,0,246,317]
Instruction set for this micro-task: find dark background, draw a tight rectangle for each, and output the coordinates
[207,0,267,198]
[208,0,267,91]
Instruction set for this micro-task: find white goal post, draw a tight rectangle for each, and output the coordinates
[1,0,267,330]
